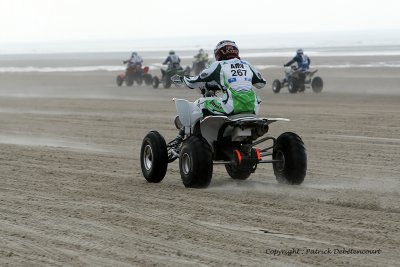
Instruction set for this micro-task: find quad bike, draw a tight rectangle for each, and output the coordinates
[116,65,153,87]
[192,59,209,75]
[272,66,323,94]
[140,75,307,188]
[152,65,191,89]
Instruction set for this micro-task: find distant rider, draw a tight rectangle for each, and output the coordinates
[123,52,143,69]
[192,48,209,74]
[284,49,310,70]
[171,40,266,145]
[163,50,182,70]
[193,49,209,63]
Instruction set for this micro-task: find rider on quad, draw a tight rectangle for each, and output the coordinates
[192,49,209,75]
[283,49,310,82]
[163,50,182,70]
[194,49,208,62]
[284,49,310,70]
[172,40,267,144]
[124,52,143,69]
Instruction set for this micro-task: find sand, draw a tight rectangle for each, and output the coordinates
[0,52,399,266]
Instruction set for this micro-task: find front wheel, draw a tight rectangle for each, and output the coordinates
[116,75,124,87]
[143,74,153,86]
[184,66,191,76]
[193,65,200,76]
[126,75,134,86]
[152,76,160,88]
[136,76,143,85]
[311,76,323,93]
[273,132,307,185]
[140,131,168,183]
[288,81,298,93]
[179,136,213,188]
[163,77,172,89]
[272,79,281,93]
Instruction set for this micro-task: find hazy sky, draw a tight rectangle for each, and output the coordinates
[1,0,399,44]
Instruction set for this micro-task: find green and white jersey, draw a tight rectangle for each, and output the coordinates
[184,58,266,115]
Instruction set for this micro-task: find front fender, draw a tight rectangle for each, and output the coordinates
[174,99,203,135]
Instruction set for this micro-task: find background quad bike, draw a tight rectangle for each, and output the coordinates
[152,66,191,89]
[272,69,323,94]
[116,66,153,87]
[192,59,209,75]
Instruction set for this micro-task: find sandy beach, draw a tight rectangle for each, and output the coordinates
[0,51,399,266]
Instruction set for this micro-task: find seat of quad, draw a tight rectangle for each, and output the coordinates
[227,113,256,120]
[227,113,290,124]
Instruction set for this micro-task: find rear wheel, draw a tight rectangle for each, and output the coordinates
[179,136,213,188]
[311,76,323,93]
[273,132,307,184]
[272,79,281,93]
[225,164,253,180]
[152,76,160,88]
[140,131,168,183]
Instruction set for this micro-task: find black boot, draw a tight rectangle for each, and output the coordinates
[171,128,184,148]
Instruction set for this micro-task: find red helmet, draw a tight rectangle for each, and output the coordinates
[214,40,239,61]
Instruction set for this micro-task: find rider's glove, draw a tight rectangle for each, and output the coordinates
[205,82,220,91]
[284,64,288,67]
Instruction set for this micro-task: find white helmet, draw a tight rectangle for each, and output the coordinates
[296,49,304,55]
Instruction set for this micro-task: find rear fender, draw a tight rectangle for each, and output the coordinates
[200,116,231,150]
[304,69,318,84]
[127,66,141,74]
[200,115,289,151]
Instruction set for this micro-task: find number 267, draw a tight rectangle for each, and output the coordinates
[231,69,246,76]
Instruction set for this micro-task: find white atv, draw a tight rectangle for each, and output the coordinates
[140,76,307,188]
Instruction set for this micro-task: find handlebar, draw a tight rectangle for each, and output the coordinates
[170,74,184,86]
[170,74,220,97]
